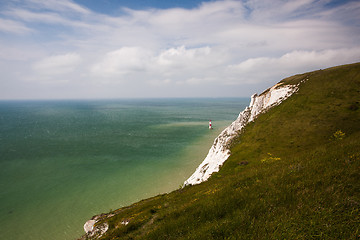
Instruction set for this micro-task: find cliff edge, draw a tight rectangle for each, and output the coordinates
[184,81,304,186]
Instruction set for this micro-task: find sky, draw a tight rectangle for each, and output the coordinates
[0,0,359,100]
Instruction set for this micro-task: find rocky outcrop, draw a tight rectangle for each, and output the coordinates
[79,214,110,240]
[184,81,302,186]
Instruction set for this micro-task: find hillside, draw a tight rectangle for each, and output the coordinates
[80,62,360,239]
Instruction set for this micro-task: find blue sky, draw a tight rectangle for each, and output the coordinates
[74,0,206,12]
[0,0,359,99]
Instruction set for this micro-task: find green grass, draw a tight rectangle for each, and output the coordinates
[81,62,360,240]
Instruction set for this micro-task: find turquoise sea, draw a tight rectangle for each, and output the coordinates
[0,98,248,240]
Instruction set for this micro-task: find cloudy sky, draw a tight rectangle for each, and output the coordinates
[0,0,359,99]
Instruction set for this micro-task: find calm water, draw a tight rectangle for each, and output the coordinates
[0,98,248,240]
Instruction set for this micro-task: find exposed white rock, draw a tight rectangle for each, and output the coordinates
[82,217,109,239]
[121,220,129,225]
[184,82,301,186]
[84,220,96,233]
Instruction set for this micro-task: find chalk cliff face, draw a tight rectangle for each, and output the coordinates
[184,82,301,186]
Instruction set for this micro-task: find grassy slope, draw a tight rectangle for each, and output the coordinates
[87,63,360,240]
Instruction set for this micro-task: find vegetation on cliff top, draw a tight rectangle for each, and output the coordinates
[81,62,360,239]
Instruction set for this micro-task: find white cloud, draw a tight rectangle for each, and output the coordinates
[91,47,151,78]
[148,46,230,85]
[316,1,360,22]
[227,48,360,84]
[0,18,32,34]
[5,8,95,30]
[33,53,82,76]
[155,46,211,69]
[7,8,67,23]
[27,0,90,14]
[143,0,246,31]
[0,0,360,99]
[89,45,223,85]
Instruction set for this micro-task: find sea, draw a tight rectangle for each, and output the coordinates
[0,98,249,240]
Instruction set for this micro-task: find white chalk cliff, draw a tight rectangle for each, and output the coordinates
[184,81,302,186]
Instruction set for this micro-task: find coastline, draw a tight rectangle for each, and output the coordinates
[78,63,360,240]
[80,80,302,237]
